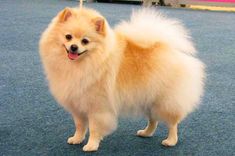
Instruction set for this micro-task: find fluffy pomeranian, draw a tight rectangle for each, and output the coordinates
[39,4,205,152]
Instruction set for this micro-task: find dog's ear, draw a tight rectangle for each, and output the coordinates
[58,7,72,22]
[92,17,105,36]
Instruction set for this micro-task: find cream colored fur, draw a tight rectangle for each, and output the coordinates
[115,9,196,54]
[39,7,205,152]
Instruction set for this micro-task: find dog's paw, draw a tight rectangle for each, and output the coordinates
[67,136,84,145]
[137,130,153,137]
[83,142,99,152]
[161,139,177,147]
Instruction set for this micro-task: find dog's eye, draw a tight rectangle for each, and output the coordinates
[81,38,89,45]
[65,34,72,40]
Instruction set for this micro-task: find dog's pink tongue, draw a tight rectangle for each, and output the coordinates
[68,53,78,60]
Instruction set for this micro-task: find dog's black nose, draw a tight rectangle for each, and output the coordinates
[70,44,78,52]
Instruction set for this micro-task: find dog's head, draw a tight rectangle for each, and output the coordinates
[41,7,109,62]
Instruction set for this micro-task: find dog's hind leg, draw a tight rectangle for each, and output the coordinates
[137,117,158,137]
[162,121,178,147]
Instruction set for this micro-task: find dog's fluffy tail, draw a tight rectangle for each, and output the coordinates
[115,9,196,55]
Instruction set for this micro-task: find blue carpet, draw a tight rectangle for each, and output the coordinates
[0,0,234,155]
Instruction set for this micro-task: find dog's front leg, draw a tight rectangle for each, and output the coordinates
[67,113,88,145]
[83,111,117,152]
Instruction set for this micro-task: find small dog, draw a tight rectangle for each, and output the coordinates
[39,3,205,152]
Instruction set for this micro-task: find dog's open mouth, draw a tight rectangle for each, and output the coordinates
[63,45,87,60]
[68,53,79,60]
